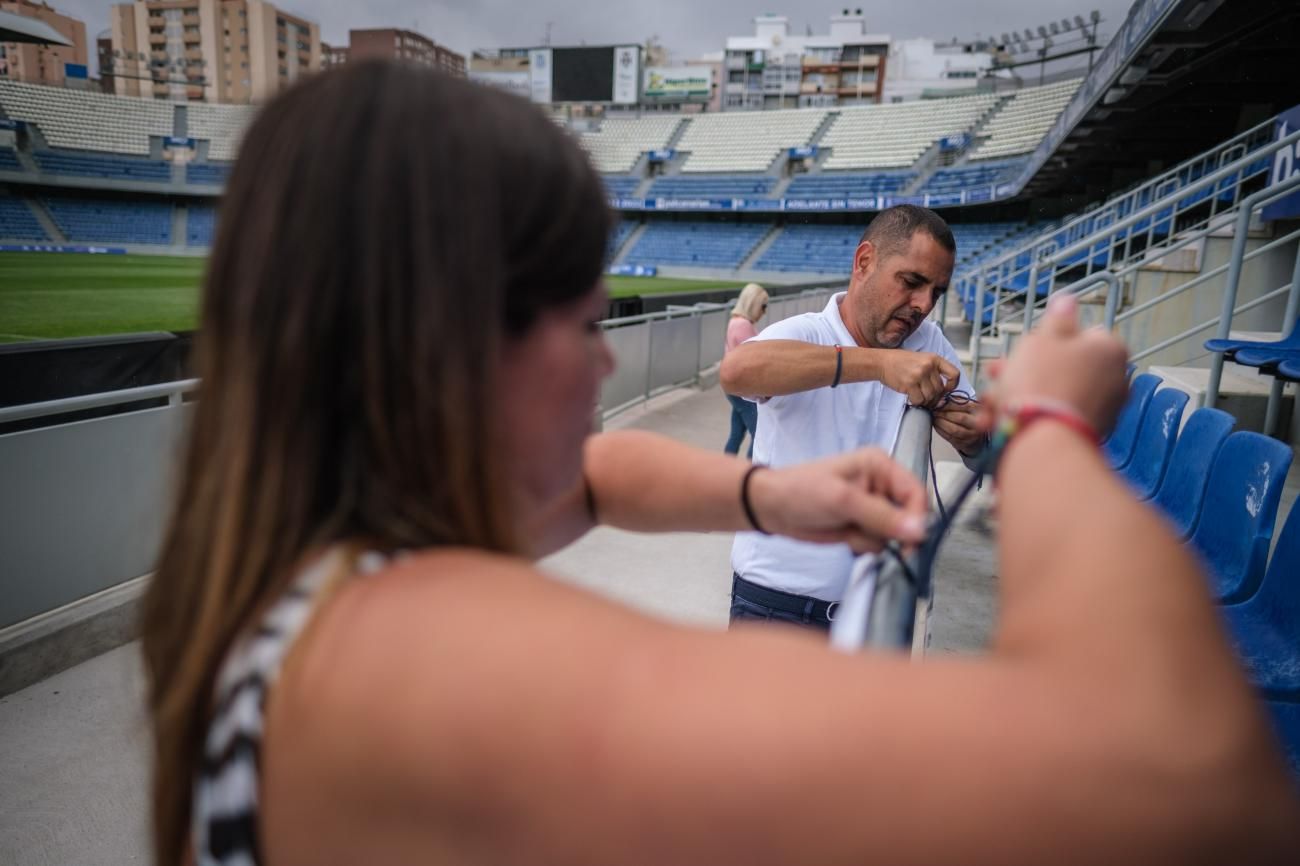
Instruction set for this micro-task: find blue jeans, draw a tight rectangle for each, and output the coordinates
[724,393,757,458]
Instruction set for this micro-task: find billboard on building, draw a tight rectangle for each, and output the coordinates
[529,48,553,103]
[643,66,711,102]
[612,45,639,104]
[470,69,532,100]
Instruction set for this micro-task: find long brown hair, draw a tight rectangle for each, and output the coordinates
[141,61,610,865]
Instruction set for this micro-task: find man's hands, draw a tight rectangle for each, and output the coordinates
[932,399,986,456]
[746,448,928,554]
[869,349,959,407]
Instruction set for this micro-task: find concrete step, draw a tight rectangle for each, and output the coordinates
[1151,364,1297,443]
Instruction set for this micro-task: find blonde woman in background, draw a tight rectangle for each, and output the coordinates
[723,282,768,457]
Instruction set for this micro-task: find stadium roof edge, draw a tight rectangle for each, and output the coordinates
[0,9,73,46]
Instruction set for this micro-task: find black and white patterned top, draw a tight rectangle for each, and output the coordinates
[192,549,386,866]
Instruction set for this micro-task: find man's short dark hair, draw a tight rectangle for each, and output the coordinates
[859,204,956,260]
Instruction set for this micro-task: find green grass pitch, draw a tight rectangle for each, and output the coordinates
[0,253,747,342]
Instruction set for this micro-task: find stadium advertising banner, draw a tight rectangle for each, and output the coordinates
[607,191,1011,213]
[643,66,711,103]
[613,46,640,104]
[1262,104,1300,221]
[471,70,532,101]
[529,49,553,103]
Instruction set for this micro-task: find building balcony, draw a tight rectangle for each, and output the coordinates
[182,14,200,26]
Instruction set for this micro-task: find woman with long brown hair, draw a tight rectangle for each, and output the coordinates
[143,61,1298,866]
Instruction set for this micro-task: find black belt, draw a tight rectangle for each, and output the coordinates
[732,573,839,623]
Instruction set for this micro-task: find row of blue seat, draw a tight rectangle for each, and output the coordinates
[34,151,172,182]
[0,193,47,240]
[186,163,232,186]
[43,198,172,245]
[1106,371,1299,772]
[623,222,769,269]
[920,160,1023,195]
[645,175,777,198]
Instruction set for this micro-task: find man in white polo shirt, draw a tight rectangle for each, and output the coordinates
[719,205,985,629]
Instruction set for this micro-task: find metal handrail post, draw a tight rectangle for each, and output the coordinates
[970,271,987,384]
[1206,171,1300,408]
[830,406,933,655]
[1263,247,1300,435]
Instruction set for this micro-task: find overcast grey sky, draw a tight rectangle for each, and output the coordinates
[57,0,1137,65]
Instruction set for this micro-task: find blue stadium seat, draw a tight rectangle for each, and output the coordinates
[606,219,637,261]
[646,175,776,198]
[186,163,232,186]
[0,146,24,173]
[1263,701,1300,776]
[43,197,173,245]
[1220,500,1300,699]
[1103,373,1161,470]
[1206,319,1300,360]
[623,221,769,269]
[1150,407,1235,538]
[785,172,913,198]
[35,150,171,183]
[187,205,217,246]
[754,223,861,274]
[0,193,49,240]
[1232,346,1300,370]
[1188,432,1292,604]
[602,175,641,198]
[919,160,1024,195]
[1277,359,1300,383]
[1122,387,1189,500]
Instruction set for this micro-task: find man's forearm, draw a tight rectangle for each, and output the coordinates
[720,340,884,397]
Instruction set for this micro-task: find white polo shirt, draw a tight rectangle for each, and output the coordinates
[730,292,974,601]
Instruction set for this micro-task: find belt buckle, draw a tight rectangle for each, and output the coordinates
[825,601,839,622]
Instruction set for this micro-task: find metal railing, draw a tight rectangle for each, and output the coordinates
[959,125,1300,390]
[956,125,1294,348]
[598,288,833,419]
[830,406,934,655]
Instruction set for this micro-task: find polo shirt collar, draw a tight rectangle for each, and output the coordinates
[825,292,860,347]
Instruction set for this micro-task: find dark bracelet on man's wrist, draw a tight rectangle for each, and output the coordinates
[740,464,771,535]
[831,344,844,389]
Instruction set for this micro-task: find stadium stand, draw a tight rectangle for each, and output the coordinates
[785,172,914,197]
[0,192,48,240]
[185,163,232,186]
[0,146,23,173]
[920,159,1024,194]
[646,175,776,198]
[0,79,172,155]
[579,116,682,173]
[185,102,257,162]
[969,78,1081,161]
[819,93,998,170]
[753,223,862,274]
[607,218,637,260]
[675,109,827,172]
[33,151,171,183]
[751,220,1033,275]
[42,197,172,245]
[602,175,641,198]
[622,221,769,269]
[186,204,217,247]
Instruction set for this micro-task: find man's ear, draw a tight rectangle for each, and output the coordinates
[853,240,875,278]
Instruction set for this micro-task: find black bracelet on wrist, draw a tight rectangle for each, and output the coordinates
[831,344,844,389]
[740,464,771,535]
